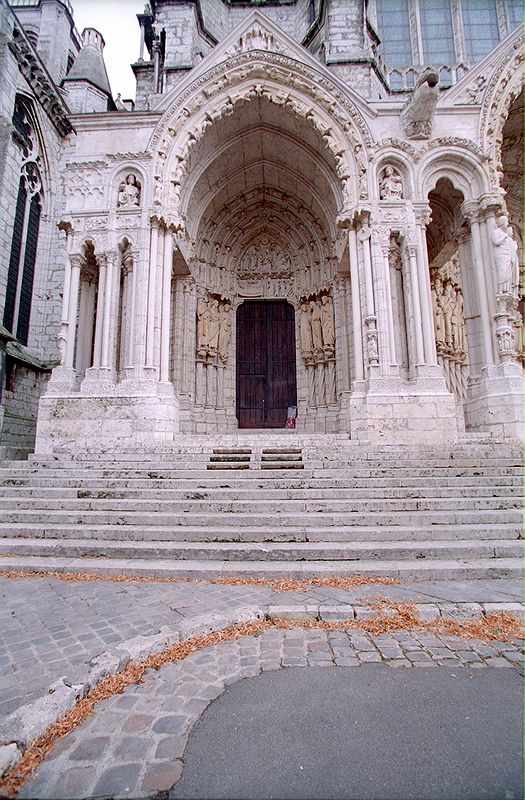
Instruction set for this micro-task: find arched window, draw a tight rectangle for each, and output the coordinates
[376,0,412,67]
[461,0,499,62]
[3,97,43,347]
[420,0,456,65]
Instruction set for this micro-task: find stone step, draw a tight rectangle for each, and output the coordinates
[0,462,522,476]
[1,475,521,490]
[0,497,520,513]
[0,555,520,581]
[1,485,522,500]
[0,522,519,542]
[0,537,519,561]
[0,508,520,527]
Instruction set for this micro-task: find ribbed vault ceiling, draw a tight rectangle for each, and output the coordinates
[180,97,343,273]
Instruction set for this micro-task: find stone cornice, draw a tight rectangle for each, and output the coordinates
[8,12,73,138]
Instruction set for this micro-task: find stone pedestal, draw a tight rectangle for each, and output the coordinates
[349,369,459,444]
[464,363,523,439]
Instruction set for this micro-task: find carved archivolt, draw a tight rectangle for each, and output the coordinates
[149,51,372,218]
[480,31,524,191]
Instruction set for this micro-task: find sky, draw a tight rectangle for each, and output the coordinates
[71,0,145,100]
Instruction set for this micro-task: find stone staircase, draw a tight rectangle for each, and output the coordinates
[0,434,522,581]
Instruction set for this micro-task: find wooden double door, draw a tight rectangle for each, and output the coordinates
[236,301,297,429]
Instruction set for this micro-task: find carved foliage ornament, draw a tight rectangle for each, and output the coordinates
[150,51,371,209]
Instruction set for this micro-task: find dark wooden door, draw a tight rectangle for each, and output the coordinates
[236,301,297,429]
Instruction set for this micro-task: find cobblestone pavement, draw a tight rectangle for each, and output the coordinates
[0,576,522,718]
[20,626,523,799]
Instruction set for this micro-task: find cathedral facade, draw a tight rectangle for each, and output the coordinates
[0,0,522,456]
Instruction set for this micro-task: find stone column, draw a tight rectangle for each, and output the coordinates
[57,221,74,365]
[145,218,160,370]
[406,243,425,367]
[380,239,398,367]
[101,251,117,370]
[65,255,82,369]
[415,209,438,367]
[160,227,173,383]
[76,278,96,377]
[347,226,364,382]
[462,202,495,367]
[92,254,107,369]
[357,217,379,369]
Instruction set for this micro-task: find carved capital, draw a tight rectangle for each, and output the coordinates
[461,200,481,223]
[69,253,84,270]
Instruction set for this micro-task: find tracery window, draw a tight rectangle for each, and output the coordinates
[420,0,456,64]
[376,0,412,66]
[461,0,499,61]
[506,0,522,29]
[3,97,43,347]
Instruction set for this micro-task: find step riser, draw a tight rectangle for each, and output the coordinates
[0,510,520,526]
[1,486,522,500]
[0,498,520,513]
[0,557,520,582]
[1,542,520,561]
[0,525,520,542]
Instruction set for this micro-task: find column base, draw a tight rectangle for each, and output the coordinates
[45,366,78,395]
[349,370,459,444]
[464,363,523,440]
[34,387,180,454]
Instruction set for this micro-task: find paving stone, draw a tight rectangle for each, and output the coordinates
[122,713,155,733]
[69,736,110,761]
[142,760,183,792]
[92,763,142,797]
[155,736,187,760]
[152,714,190,735]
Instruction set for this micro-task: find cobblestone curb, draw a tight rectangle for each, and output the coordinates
[1,601,523,787]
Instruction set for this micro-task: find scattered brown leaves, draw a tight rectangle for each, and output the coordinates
[1,570,400,593]
[0,607,521,798]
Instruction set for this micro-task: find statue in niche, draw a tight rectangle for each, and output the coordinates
[320,295,335,349]
[218,301,232,364]
[197,297,220,355]
[432,277,445,347]
[379,166,403,200]
[441,281,456,348]
[453,288,466,354]
[299,301,313,356]
[491,216,520,297]
[401,68,439,139]
[117,174,141,208]
[310,299,323,352]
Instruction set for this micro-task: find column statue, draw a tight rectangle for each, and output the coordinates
[432,278,445,348]
[310,299,323,353]
[320,295,335,349]
[491,216,520,296]
[299,301,313,358]
[218,301,232,363]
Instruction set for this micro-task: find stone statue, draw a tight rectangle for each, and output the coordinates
[401,68,439,139]
[320,295,335,348]
[441,281,456,348]
[432,278,445,347]
[218,301,231,363]
[299,302,313,355]
[197,297,220,354]
[491,216,520,297]
[310,299,323,352]
[455,289,466,354]
[379,166,403,200]
[117,174,141,207]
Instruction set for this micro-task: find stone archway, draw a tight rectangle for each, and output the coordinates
[167,95,346,434]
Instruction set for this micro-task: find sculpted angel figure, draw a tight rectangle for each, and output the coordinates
[118,174,140,207]
[491,216,520,297]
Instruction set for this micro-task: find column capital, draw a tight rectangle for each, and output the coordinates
[69,253,84,269]
[413,204,432,227]
[479,193,505,217]
[461,199,481,223]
